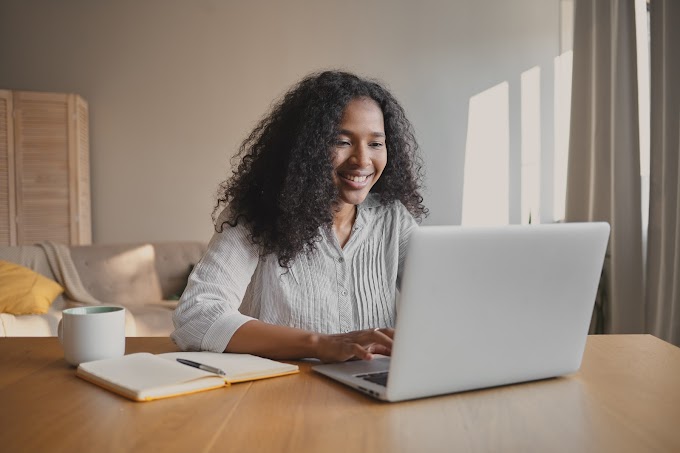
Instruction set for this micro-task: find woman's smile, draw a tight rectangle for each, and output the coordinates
[337,171,375,187]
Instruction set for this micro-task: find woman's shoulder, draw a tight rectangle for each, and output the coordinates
[210,205,256,245]
[214,204,252,232]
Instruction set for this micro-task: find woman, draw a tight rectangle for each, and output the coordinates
[172,70,427,363]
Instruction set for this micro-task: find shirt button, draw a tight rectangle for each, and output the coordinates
[341,290,348,296]
[338,257,344,263]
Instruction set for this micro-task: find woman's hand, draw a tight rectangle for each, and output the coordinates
[226,320,394,364]
[315,328,394,363]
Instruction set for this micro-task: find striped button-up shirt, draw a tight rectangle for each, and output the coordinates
[171,194,417,352]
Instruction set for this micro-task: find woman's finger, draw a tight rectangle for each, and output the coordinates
[350,343,372,360]
[366,329,393,348]
[378,328,395,339]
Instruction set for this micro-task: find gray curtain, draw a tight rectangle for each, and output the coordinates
[646,0,680,345]
[566,0,645,334]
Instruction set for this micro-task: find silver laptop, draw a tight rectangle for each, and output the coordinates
[313,222,610,402]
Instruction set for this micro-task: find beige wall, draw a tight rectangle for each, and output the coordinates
[0,0,560,243]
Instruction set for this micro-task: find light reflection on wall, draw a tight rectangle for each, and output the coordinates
[461,51,574,226]
[554,51,573,222]
[462,82,509,226]
[521,66,541,224]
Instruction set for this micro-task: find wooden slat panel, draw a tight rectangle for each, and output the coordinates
[68,95,77,244]
[0,93,10,244]
[14,91,71,245]
[0,90,16,246]
[76,96,91,244]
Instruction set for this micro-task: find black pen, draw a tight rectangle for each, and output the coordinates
[176,358,227,376]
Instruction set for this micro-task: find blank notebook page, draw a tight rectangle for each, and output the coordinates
[77,353,224,401]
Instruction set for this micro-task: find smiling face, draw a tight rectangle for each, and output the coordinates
[331,97,387,212]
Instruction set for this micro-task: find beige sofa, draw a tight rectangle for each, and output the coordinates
[0,241,207,337]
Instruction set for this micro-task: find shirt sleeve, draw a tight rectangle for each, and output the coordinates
[396,202,418,290]
[171,216,260,352]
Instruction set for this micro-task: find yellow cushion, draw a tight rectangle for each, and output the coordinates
[0,260,64,315]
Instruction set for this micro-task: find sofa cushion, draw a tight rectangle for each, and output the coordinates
[0,260,64,315]
[69,242,206,305]
[146,242,206,298]
[69,244,163,305]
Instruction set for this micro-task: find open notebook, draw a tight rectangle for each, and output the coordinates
[76,352,299,402]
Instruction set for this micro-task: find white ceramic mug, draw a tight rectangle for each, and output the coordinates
[58,306,126,366]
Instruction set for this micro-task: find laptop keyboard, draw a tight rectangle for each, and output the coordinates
[355,371,389,387]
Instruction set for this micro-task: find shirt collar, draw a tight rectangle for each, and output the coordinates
[321,193,381,237]
[352,193,382,233]
[358,192,382,210]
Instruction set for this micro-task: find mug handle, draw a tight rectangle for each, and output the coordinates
[58,319,64,345]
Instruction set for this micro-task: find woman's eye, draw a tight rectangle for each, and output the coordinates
[336,139,350,146]
[370,142,385,148]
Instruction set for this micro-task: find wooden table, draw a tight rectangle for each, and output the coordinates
[1,335,679,453]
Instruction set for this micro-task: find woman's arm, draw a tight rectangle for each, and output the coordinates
[226,320,394,363]
[171,218,260,352]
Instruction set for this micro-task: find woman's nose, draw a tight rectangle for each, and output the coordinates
[350,143,371,166]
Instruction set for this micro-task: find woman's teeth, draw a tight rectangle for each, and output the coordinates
[342,174,370,182]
